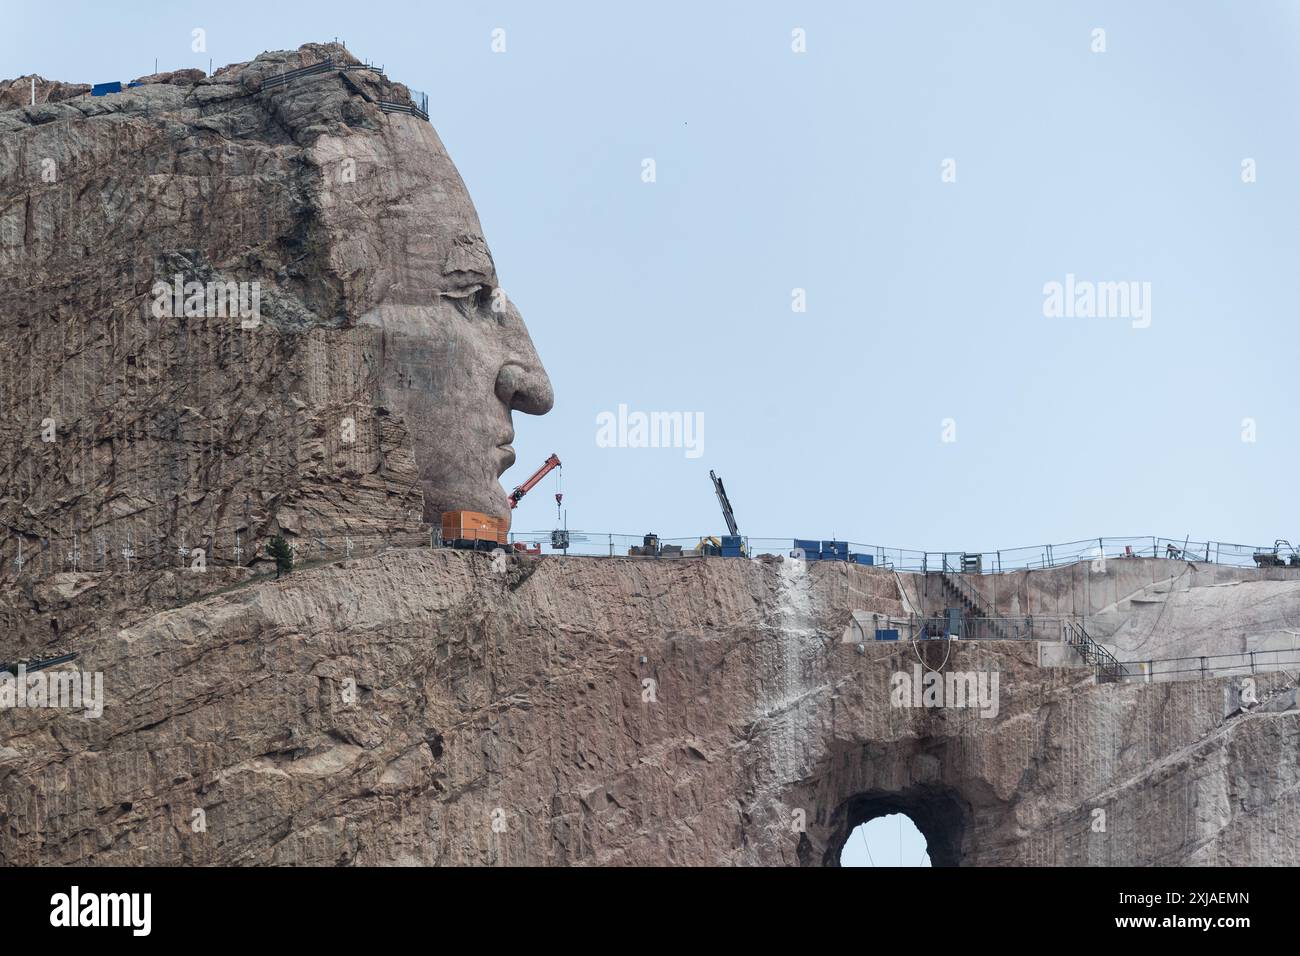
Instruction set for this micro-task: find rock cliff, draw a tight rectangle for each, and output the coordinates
[1,45,1295,868]
[0,42,551,659]
[1,550,1295,866]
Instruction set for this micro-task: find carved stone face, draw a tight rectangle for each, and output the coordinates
[312,121,554,525]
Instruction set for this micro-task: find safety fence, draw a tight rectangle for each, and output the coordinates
[6,528,1299,582]
[11,526,1300,693]
[260,54,337,90]
[1114,646,1300,684]
[379,87,429,120]
[871,614,1067,643]
[919,536,1300,574]
[254,52,429,121]
[508,532,1300,573]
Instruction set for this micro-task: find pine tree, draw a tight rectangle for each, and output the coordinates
[267,534,294,579]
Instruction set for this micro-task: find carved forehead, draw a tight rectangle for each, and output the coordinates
[312,121,496,306]
[0,44,502,327]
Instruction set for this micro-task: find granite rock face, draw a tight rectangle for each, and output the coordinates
[0,76,92,111]
[0,550,1295,866]
[1,45,1296,869]
[0,43,552,658]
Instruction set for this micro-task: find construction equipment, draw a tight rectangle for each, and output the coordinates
[629,532,660,557]
[710,470,739,536]
[709,470,746,557]
[694,535,722,556]
[441,453,561,553]
[623,471,744,559]
[508,453,561,510]
[508,452,561,553]
[1253,539,1300,568]
[441,510,507,551]
[627,532,686,557]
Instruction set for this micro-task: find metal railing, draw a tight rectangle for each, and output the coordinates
[1064,620,1131,683]
[905,614,1050,642]
[7,528,1300,582]
[1114,647,1300,684]
[260,55,336,90]
[940,570,992,615]
[379,88,428,121]
[506,532,1300,573]
[919,537,1300,574]
[927,558,1012,640]
[257,54,429,123]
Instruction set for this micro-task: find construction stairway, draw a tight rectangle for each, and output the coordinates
[932,568,1013,641]
[1063,620,1131,683]
[931,567,1134,681]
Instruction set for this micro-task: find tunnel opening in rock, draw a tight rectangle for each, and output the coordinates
[825,788,968,867]
[840,813,931,867]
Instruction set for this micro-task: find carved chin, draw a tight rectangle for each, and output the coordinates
[424,480,511,524]
[488,484,511,524]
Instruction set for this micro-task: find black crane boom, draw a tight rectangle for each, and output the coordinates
[710,470,740,537]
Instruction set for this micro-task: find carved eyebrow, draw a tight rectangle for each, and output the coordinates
[442,234,496,281]
[444,267,492,284]
[439,276,489,299]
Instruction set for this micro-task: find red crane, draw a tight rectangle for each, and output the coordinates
[508,453,561,510]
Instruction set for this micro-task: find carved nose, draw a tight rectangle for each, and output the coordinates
[496,360,553,416]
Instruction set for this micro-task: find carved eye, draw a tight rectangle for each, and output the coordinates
[478,286,514,328]
[448,283,509,328]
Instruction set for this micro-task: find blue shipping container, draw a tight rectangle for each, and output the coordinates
[721,536,743,549]
[875,628,899,641]
[852,554,874,566]
[822,540,848,558]
[91,82,122,96]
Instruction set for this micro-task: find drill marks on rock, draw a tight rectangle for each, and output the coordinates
[753,558,824,789]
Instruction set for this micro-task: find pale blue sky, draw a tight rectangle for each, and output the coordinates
[7,0,1296,865]
[5,1,1294,554]
[841,814,929,868]
[8,1,1298,554]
